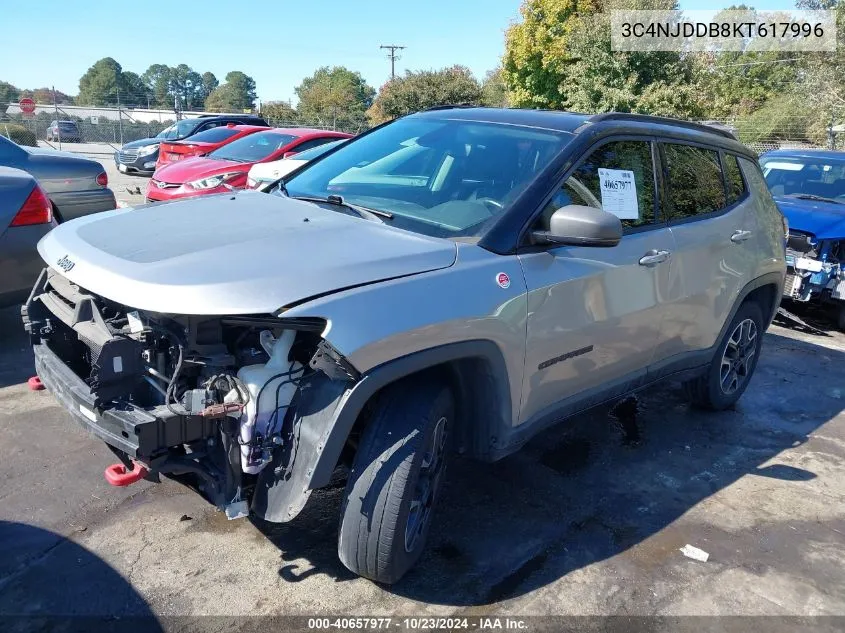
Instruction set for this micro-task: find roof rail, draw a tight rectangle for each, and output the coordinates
[589,112,737,140]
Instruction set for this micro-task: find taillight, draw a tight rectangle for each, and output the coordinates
[96,172,108,187]
[10,185,53,226]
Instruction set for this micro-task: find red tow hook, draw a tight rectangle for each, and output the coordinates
[104,461,149,487]
[28,376,45,391]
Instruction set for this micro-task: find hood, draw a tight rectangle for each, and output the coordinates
[774,196,845,240]
[155,156,245,183]
[121,137,161,150]
[37,190,457,315]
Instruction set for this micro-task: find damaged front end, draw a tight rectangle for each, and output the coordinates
[783,230,845,308]
[23,268,360,522]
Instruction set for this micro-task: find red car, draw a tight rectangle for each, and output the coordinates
[146,128,351,203]
[155,124,269,169]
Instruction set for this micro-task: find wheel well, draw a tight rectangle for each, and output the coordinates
[744,283,778,326]
[342,356,504,466]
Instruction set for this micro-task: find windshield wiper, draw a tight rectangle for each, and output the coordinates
[788,193,843,205]
[290,194,394,221]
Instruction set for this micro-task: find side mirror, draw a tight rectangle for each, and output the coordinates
[282,151,298,159]
[532,204,623,248]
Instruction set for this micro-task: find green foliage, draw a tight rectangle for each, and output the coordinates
[200,72,219,107]
[77,57,124,106]
[261,101,300,124]
[295,67,375,131]
[0,81,20,103]
[368,66,482,124]
[480,68,509,108]
[141,64,173,108]
[502,0,702,117]
[204,71,258,112]
[0,122,37,146]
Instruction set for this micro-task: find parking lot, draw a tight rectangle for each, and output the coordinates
[1,294,843,624]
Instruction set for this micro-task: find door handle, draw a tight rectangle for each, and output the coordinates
[638,249,671,266]
[731,230,753,243]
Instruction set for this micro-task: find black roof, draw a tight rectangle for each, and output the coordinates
[412,106,751,156]
[413,106,590,133]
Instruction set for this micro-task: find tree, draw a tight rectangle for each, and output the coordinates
[77,57,123,106]
[367,66,481,124]
[168,64,204,110]
[204,71,258,112]
[199,72,219,108]
[792,0,845,128]
[0,81,19,103]
[120,71,151,107]
[502,0,701,117]
[21,87,74,104]
[261,100,299,124]
[295,66,375,130]
[481,67,509,107]
[141,64,173,108]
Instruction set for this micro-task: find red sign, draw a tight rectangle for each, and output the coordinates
[19,98,36,114]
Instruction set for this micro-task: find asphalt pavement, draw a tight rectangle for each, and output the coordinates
[1,301,844,627]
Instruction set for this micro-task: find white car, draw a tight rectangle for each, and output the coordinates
[246,138,347,191]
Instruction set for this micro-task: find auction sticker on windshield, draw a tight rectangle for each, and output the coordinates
[598,168,638,219]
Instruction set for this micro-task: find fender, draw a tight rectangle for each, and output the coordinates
[251,339,511,523]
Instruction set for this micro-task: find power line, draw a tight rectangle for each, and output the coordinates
[379,44,406,80]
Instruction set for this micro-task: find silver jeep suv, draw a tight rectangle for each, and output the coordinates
[23,107,786,583]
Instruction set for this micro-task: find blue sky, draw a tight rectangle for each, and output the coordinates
[0,0,799,105]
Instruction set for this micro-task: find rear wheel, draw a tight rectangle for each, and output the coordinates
[338,377,454,584]
[685,301,764,410]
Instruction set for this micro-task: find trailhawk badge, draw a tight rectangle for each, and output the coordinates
[56,254,75,273]
[496,272,510,289]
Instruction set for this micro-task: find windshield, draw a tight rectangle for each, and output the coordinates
[760,155,845,202]
[208,131,296,163]
[183,127,241,144]
[156,119,202,140]
[282,117,570,238]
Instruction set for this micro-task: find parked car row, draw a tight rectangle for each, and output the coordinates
[19,107,791,586]
[114,114,269,175]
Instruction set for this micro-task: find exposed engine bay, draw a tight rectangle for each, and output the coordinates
[783,230,844,304]
[23,268,359,520]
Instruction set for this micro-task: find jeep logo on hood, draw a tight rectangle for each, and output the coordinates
[56,254,75,273]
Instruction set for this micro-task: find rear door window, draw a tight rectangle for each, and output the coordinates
[722,153,747,205]
[663,144,726,220]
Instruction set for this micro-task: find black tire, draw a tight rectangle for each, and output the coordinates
[837,304,845,332]
[338,377,454,584]
[685,301,764,410]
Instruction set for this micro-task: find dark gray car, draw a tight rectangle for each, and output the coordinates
[0,167,56,307]
[0,135,115,222]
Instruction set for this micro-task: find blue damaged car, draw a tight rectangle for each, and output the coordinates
[761,149,845,330]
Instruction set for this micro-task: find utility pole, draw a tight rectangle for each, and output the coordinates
[380,44,406,80]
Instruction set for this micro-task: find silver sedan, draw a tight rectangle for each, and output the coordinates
[0,135,115,222]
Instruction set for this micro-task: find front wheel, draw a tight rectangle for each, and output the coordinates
[338,377,454,584]
[685,301,764,410]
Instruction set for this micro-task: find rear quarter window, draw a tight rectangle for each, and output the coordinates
[723,154,747,204]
